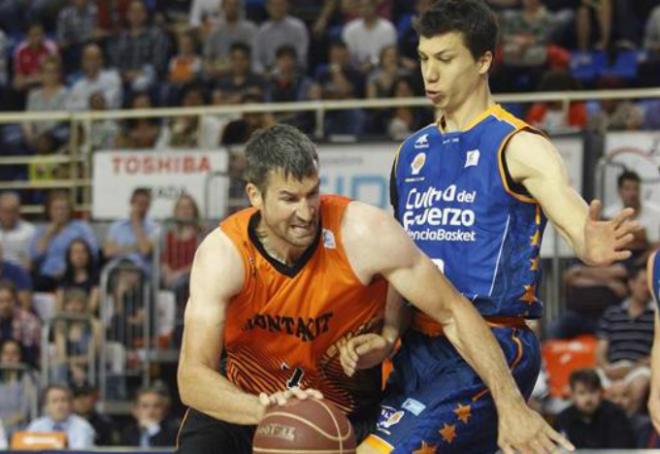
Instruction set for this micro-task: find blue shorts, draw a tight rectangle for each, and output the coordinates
[364,325,541,454]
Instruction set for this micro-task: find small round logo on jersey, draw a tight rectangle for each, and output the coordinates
[411,153,426,175]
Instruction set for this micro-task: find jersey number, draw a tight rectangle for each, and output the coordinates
[286,367,304,389]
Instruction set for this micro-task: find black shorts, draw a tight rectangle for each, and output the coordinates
[176,405,379,454]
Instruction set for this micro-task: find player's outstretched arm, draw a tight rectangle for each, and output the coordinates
[178,229,320,424]
[342,202,574,454]
[647,251,660,433]
[507,131,640,267]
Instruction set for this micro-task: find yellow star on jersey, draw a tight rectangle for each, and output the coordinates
[530,230,540,246]
[535,206,542,225]
[530,257,539,271]
[520,284,537,305]
[439,423,457,444]
[413,441,437,454]
[454,403,472,424]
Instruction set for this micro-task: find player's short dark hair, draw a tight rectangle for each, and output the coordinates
[569,368,602,391]
[414,0,498,61]
[230,42,252,57]
[131,187,151,201]
[617,170,641,188]
[244,124,318,193]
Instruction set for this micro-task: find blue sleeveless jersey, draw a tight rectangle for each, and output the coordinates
[650,249,660,308]
[392,105,547,319]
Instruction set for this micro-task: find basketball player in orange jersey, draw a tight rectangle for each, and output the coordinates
[175,124,574,453]
[340,1,640,453]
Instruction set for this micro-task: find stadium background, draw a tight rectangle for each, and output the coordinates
[0,0,659,451]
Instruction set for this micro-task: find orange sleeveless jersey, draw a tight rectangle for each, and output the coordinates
[220,195,387,415]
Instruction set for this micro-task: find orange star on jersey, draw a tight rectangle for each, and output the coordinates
[454,403,472,424]
[413,441,437,453]
[530,230,540,246]
[530,257,539,271]
[520,284,537,305]
[439,423,457,444]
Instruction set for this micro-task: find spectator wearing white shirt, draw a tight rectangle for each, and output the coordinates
[68,44,122,111]
[0,193,35,270]
[341,0,396,71]
[26,385,95,449]
[190,0,223,31]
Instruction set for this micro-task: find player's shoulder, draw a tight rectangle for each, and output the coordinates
[397,123,437,156]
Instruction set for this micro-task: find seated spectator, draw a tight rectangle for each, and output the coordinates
[597,265,654,414]
[576,0,612,51]
[221,94,276,145]
[22,57,70,152]
[254,0,309,73]
[387,76,433,140]
[604,170,660,255]
[366,45,410,99]
[56,239,99,314]
[120,386,178,447]
[0,339,37,437]
[86,92,120,151]
[203,0,257,79]
[613,0,656,50]
[342,0,396,73]
[112,0,170,94]
[53,289,101,388]
[26,384,95,449]
[29,191,99,292]
[67,44,122,112]
[156,84,211,148]
[0,245,32,312]
[525,70,587,133]
[0,192,35,270]
[13,22,59,93]
[168,30,202,85]
[645,5,660,55]
[116,93,161,149]
[555,368,635,449]
[398,0,436,62]
[213,43,264,105]
[103,188,159,275]
[0,30,8,105]
[56,0,104,74]
[189,0,223,34]
[588,76,644,133]
[71,385,115,446]
[0,281,41,367]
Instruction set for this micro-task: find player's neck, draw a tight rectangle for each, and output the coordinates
[256,223,306,265]
[438,86,495,133]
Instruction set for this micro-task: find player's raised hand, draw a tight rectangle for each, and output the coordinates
[498,400,574,454]
[339,333,393,377]
[583,200,641,266]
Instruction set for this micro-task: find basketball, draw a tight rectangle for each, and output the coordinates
[252,398,356,453]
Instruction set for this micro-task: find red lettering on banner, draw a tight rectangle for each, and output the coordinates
[110,154,213,174]
[126,157,139,174]
[112,156,121,173]
[199,157,210,172]
[144,156,154,174]
[160,157,172,173]
[183,156,194,173]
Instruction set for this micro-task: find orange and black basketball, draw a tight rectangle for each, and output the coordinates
[253,398,356,453]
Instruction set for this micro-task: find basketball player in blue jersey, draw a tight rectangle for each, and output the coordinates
[341,1,641,453]
[647,249,660,436]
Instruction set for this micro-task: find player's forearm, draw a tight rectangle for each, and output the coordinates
[178,361,264,425]
[381,286,409,344]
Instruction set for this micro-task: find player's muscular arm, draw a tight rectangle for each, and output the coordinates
[506,131,639,266]
[647,252,660,432]
[177,229,264,424]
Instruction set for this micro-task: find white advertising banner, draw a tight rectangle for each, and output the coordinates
[93,150,229,220]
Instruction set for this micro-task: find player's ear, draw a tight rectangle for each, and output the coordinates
[245,182,263,209]
[477,51,493,75]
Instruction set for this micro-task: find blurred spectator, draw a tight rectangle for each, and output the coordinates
[645,5,660,53]
[72,385,115,446]
[576,0,612,51]
[116,93,161,149]
[26,384,95,449]
[112,0,170,93]
[203,0,257,78]
[157,84,207,148]
[161,194,201,310]
[53,289,101,388]
[342,0,396,72]
[29,191,99,292]
[265,45,315,132]
[555,369,635,449]
[0,339,37,437]
[588,76,644,132]
[0,30,7,89]
[168,30,202,85]
[213,43,264,104]
[253,0,309,73]
[387,76,432,140]
[398,0,435,62]
[13,22,59,93]
[22,57,70,152]
[103,188,159,274]
[0,245,32,312]
[221,94,275,145]
[614,0,659,50]
[525,70,587,133]
[0,281,41,367]
[485,0,521,9]
[67,44,123,111]
[603,170,660,253]
[56,239,100,314]
[0,192,36,270]
[56,0,104,74]
[120,387,178,447]
[190,0,223,32]
[597,265,654,414]
[86,92,120,151]
[367,45,409,99]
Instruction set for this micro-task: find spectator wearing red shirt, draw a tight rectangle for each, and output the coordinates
[13,23,58,92]
[525,70,587,133]
[0,281,41,368]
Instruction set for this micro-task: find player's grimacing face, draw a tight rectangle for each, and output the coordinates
[418,33,490,111]
[258,170,321,248]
